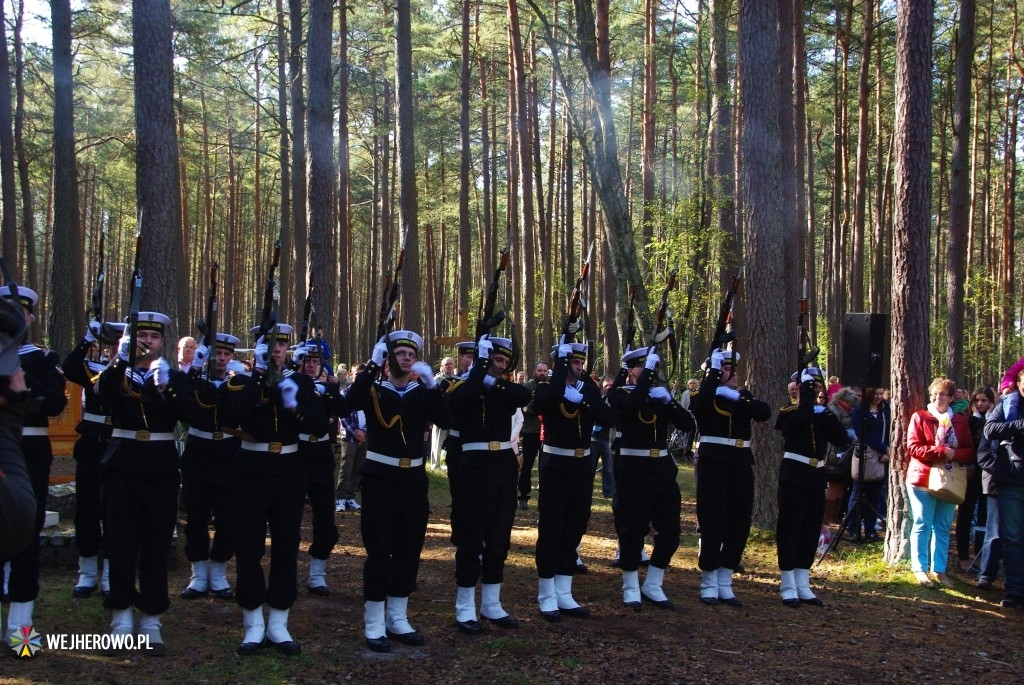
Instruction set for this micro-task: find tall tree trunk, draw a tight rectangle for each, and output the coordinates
[458,0,472,335]
[288,0,308,328]
[946,0,975,381]
[0,0,17,280]
[12,0,37,341]
[641,0,656,242]
[133,0,185,326]
[337,0,352,364]
[49,0,80,355]
[886,0,933,566]
[741,0,787,529]
[851,0,874,314]
[394,0,421,333]
[307,0,335,346]
[778,0,800,371]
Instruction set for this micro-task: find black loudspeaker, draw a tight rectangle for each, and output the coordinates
[841,313,889,389]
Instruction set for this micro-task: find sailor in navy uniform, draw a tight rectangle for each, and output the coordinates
[63,320,124,599]
[1,287,67,643]
[690,349,772,606]
[533,340,612,620]
[292,342,342,597]
[179,332,242,601]
[96,311,195,655]
[774,367,849,607]
[229,324,326,656]
[441,339,476,546]
[609,347,695,610]
[345,330,450,652]
[451,336,531,634]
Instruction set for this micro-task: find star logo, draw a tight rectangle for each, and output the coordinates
[8,626,42,658]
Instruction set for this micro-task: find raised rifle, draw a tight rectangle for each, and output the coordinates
[708,267,743,361]
[798,286,819,369]
[255,240,282,382]
[376,228,410,366]
[646,265,680,383]
[126,228,145,372]
[563,240,595,342]
[299,269,315,347]
[195,261,219,379]
[475,232,520,368]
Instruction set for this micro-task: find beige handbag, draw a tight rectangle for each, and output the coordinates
[927,461,967,504]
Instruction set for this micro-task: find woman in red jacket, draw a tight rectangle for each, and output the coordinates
[906,377,975,588]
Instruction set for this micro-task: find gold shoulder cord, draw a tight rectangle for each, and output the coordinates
[559,402,581,439]
[121,371,149,429]
[637,408,658,443]
[371,384,405,444]
[713,400,733,435]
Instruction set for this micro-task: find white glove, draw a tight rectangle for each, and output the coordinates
[410,361,436,388]
[150,358,171,387]
[253,337,269,372]
[563,385,584,404]
[371,337,387,366]
[292,348,307,365]
[226,360,247,376]
[715,386,740,401]
[279,376,299,409]
[558,343,572,359]
[801,367,823,384]
[649,386,672,403]
[482,374,496,387]
[710,349,726,370]
[477,335,492,359]
[117,333,131,362]
[644,352,661,371]
[192,345,210,370]
[85,320,102,343]
[314,382,326,395]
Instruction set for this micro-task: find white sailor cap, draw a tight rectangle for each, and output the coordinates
[214,332,240,350]
[249,323,294,343]
[136,311,172,334]
[389,330,423,353]
[1,286,38,312]
[621,348,649,368]
[489,337,513,358]
[550,342,588,362]
[455,340,477,355]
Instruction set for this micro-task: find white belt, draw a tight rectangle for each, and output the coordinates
[543,445,591,458]
[699,435,752,449]
[299,433,330,443]
[783,451,825,468]
[22,427,49,436]
[188,427,233,441]
[449,429,460,437]
[366,450,423,468]
[619,447,668,458]
[111,429,176,442]
[462,441,513,453]
[82,412,112,425]
[241,441,299,455]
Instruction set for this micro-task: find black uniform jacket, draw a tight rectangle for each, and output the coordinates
[610,367,695,474]
[690,367,772,466]
[63,338,112,438]
[346,360,450,481]
[775,379,850,488]
[450,356,530,470]
[534,355,613,475]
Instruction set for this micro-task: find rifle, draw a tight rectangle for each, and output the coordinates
[648,264,679,353]
[798,286,819,369]
[476,237,512,342]
[298,269,315,346]
[708,267,743,360]
[196,261,219,378]
[562,240,595,343]
[375,229,410,366]
[255,240,282,380]
[90,232,105,324]
[126,228,144,372]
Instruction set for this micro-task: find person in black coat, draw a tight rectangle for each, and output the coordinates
[2,288,66,644]
[690,349,771,606]
[774,367,849,607]
[450,336,530,634]
[533,340,613,620]
[610,347,696,610]
[346,330,450,652]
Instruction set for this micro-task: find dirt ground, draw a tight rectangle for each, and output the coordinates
[3,464,1024,684]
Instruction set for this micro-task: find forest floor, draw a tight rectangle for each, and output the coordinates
[3,463,1023,685]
